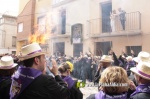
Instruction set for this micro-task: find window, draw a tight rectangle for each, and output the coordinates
[96,41,112,55]
[60,9,66,34]
[12,51,16,55]
[37,16,46,33]
[18,23,23,32]
[53,42,65,56]
[12,36,16,47]
[0,18,4,24]
[126,46,142,56]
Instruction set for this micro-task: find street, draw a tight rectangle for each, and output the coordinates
[80,81,98,99]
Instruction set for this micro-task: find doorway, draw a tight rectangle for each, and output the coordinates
[73,43,83,57]
[126,46,142,56]
[101,1,112,33]
[53,42,65,56]
[96,41,112,55]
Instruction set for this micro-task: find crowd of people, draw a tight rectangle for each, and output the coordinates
[0,42,150,99]
[87,51,150,99]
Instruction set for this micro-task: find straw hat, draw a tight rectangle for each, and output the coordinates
[19,43,45,61]
[130,61,150,80]
[100,55,113,62]
[0,56,17,69]
[138,51,150,62]
[132,57,140,63]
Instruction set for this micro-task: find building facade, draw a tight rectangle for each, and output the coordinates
[17,0,150,57]
[17,0,36,54]
[89,0,143,56]
[17,0,51,55]
[0,14,17,54]
[51,0,149,57]
[50,0,91,57]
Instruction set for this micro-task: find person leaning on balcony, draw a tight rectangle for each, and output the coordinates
[9,43,70,99]
[118,8,126,30]
[87,66,134,99]
[0,56,18,99]
[110,10,117,32]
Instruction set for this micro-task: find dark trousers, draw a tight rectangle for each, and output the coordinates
[121,20,125,30]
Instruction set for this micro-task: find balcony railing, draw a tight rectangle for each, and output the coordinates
[88,11,141,37]
[50,24,71,38]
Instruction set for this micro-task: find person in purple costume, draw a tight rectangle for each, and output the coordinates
[87,66,130,99]
[130,60,150,99]
[0,56,18,99]
[58,62,83,99]
[9,43,70,99]
[125,56,136,76]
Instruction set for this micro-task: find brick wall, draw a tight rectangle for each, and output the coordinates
[17,0,36,41]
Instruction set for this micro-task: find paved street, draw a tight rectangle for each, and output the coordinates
[80,81,98,99]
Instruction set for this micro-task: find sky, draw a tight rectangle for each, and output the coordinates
[0,0,19,16]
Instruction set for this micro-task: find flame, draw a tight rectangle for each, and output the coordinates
[38,34,46,44]
[28,11,52,44]
[28,34,36,43]
[28,33,47,44]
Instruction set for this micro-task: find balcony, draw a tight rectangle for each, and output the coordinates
[88,11,141,38]
[50,24,71,39]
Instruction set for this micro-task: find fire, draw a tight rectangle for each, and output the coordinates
[28,33,47,44]
[28,34,37,43]
[38,34,46,44]
[28,11,52,44]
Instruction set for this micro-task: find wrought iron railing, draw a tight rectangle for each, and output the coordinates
[51,24,71,35]
[88,11,141,35]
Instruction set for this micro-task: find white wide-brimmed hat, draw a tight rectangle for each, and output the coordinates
[100,55,113,62]
[138,51,150,62]
[0,56,17,69]
[130,61,150,80]
[19,43,45,61]
[132,57,140,63]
